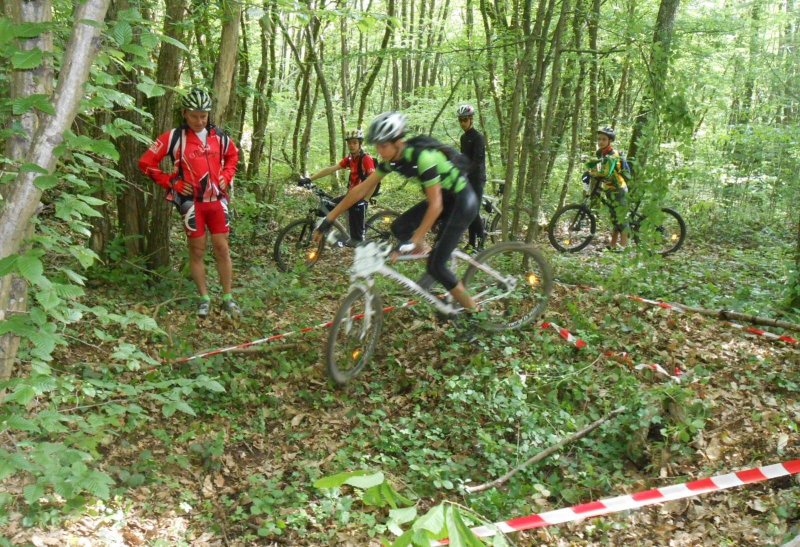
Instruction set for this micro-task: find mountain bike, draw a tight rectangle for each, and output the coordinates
[273,180,399,272]
[325,240,553,385]
[547,182,686,255]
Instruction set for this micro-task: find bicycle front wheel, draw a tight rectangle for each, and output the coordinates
[273,219,322,272]
[633,207,687,256]
[488,207,535,243]
[547,204,596,252]
[326,286,384,386]
[462,242,553,331]
[365,209,399,241]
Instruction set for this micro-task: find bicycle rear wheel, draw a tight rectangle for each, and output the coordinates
[547,204,596,252]
[462,242,553,331]
[326,285,384,385]
[365,209,400,241]
[633,207,686,256]
[273,219,321,272]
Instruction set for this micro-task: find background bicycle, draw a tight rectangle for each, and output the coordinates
[273,180,399,271]
[325,240,553,385]
[547,181,686,255]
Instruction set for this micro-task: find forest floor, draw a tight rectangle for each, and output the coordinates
[3,199,800,546]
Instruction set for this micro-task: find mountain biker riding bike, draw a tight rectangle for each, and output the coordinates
[314,111,480,312]
[584,126,629,250]
[138,87,241,317]
[458,104,487,252]
[300,129,376,245]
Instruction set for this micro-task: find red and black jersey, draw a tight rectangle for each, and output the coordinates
[139,125,239,202]
[338,152,375,189]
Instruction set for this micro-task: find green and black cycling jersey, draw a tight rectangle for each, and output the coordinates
[376,146,468,194]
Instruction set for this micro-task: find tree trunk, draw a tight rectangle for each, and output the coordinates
[357,0,396,126]
[145,0,187,269]
[212,0,242,128]
[587,0,599,146]
[627,0,681,169]
[0,0,110,381]
[306,12,337,169]
[1,0,54,383]
[246,0,277,180]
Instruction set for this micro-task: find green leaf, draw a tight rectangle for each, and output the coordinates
[83,470,113,499]
[0,18,13,46]
[19,162,48,174]
[136,80,166,98]
[69,246,99,268]
[314,469,378,489]
[35,286,61,310]
[5,414,40,433]
[387,506,417,536]
[446,506,484,547]
[23,483,45,505]
[34,174,59,190]
[345,471,384,489]
[11,94,54,115]
[0,255,17,276]
[11,47,43,69]
[109,21,132,46]
[87,139,119,161]
[16,254,44,283]
[159,34,189,51]
[4,384,36,405]
[413,504,446,535]
[173,400,196,416]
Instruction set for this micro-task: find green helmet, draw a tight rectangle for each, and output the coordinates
[182,88,212,112]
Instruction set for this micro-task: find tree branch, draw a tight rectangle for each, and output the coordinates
[465,406,627,494]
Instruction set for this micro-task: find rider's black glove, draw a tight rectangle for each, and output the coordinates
[298,177,312,187]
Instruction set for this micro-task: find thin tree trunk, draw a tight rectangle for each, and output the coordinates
[357,0,396,126]
[627,0,681,168]
[247,0,277,180]
[0,0,110,381]
[145,0,187,269]
[212,0,242,128]
[306,12,337,169]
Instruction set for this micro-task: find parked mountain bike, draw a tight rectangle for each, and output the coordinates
[273,180,399,272]
[325,240,553,385]
[547,182,686,255]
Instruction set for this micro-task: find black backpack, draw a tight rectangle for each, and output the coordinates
[404,135,475,192]
[356,152,380,196]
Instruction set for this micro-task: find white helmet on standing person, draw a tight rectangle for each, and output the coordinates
[457,104,476,119]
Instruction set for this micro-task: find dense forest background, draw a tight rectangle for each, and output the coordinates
[1,0,799,544]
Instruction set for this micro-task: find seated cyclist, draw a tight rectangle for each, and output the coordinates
[315,111,479,312]
[300,129,375,246]
[584,126,629,250]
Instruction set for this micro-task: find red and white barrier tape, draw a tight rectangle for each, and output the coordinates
[432,458,800,545]
[724,322,798,345]
[564,282,797,345]
[539,321,587,349]
[634,363,683,382]
[172,299,417,364]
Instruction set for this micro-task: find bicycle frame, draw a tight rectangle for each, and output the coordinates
[350,242,518,317]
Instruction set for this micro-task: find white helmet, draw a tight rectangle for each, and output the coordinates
[344,128,364,141]
[457,104,475,118]
[366,112,406,144]
[182,88,212,112]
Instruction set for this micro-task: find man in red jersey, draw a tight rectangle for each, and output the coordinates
[139,88,241,317]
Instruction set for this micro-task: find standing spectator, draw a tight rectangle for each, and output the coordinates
[457,104,487,252]
[139,88,241,317]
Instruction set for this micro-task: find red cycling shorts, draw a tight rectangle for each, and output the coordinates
[186,200,229,238]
